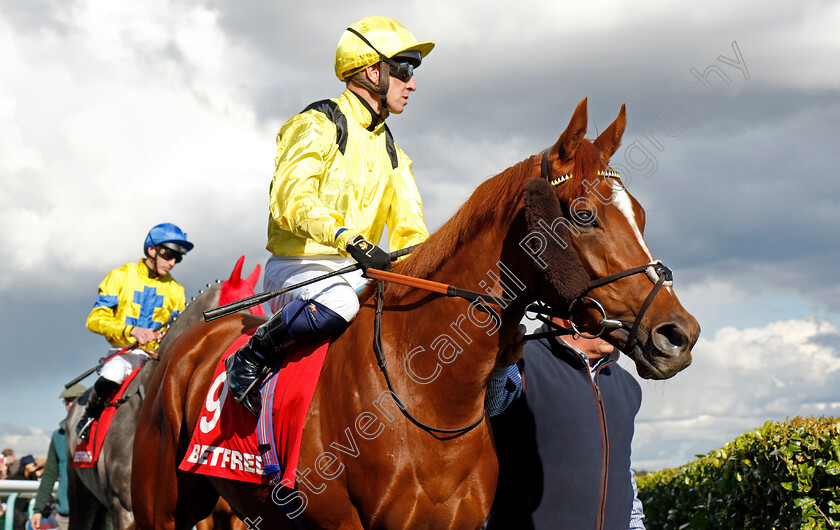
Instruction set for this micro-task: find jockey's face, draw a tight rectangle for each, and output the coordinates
[385,62,416,114]
[145,246,178,276]
[351,60,417,116]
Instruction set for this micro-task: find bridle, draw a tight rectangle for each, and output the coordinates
[367,256,673,438]
[525,259,673,354]
[535,147,675,353]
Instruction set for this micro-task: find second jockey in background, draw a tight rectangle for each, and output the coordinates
[225,15,434,415]
[76,223,193,438]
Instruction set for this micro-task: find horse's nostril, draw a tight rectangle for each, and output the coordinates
[652,324,686,355]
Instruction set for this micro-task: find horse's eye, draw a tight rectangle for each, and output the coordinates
[572,209,598,227]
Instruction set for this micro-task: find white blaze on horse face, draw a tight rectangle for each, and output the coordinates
[611,187,654,262]
[611,186,675,294]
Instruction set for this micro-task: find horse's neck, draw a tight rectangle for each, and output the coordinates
[384,222,526,421]
[432,225,527,355]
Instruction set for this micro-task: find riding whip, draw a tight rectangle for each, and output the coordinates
[64,311,178,388]
[202,245,418,322]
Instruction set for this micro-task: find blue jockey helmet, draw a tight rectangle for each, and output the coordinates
[144,223,194,254]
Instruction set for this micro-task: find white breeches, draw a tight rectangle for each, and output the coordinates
[100,348,149,384]
[263,255,369,322]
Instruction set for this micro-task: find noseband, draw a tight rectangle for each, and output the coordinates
[566,260,673,352]
[537,148,674,353]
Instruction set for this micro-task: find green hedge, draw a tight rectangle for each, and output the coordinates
[637,416,840,529]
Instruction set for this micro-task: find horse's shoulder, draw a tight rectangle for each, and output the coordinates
[241,312,268,330]
[165,313,265,370]
[174,312,257,338]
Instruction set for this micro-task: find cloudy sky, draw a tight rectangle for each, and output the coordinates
[1,0,838,472]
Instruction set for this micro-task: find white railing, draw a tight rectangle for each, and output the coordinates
[1,480,58,530]
[0,479,43,494]
[1,479,205,530]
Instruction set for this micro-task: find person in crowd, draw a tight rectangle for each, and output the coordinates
[225,15,433,416]
[76,223,193,438]
[30,383,87,530]
[11,454,39,480]
[485,318,646,529]
[33,456,46,479]
[2,448,17,479]
[1,454,40,530]
[0,450,9,480]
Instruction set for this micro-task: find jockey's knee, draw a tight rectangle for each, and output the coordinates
[310,285,361,323]
[99,358,128,385]
[99,349,146,384]
[281,299,350,340]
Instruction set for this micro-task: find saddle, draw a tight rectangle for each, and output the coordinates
[179,332,329,488]
[72,365,144,468]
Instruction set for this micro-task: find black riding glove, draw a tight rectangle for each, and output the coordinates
[346,235,392,273]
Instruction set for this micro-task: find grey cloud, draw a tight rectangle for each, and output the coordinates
[0,280,109,391]
[809,331,840,352]
[0,0,74,35]
[0,424,52,457]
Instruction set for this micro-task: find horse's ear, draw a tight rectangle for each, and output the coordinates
[246,264,261,290]
[227,255,245,287]
[593,104,627,159]
[553,98,588,162]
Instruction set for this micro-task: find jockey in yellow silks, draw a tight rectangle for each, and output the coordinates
[265,88,427,259]
[85,261,186,349]
[76,223,193,438]
[225,16,433,416]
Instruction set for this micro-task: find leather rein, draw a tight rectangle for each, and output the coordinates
[371,279,485,439]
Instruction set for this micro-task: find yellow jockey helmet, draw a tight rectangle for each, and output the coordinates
[335,16,435,81]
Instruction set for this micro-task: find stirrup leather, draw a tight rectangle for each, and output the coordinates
[76,415,95,439]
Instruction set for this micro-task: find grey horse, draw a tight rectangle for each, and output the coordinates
[64,258,262,529]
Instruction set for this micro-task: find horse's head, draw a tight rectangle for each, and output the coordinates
[520,98,700,380]
[218,255,264,316]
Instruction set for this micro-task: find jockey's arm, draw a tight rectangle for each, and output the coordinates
[87,299,134,345]
[269,114,354,253]
[387,145,429,252]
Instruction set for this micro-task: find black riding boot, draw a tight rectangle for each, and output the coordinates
[76,377,121,439]
[225,310,294,416]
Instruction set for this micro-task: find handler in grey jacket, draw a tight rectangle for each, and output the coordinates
[486,319,645,529]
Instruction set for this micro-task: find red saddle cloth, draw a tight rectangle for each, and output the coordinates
[178,332,329,487]
[72,366,142,468]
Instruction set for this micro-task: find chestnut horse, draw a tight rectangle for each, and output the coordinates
[132,99,700,529]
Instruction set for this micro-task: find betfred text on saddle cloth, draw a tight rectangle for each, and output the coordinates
[180,333,329,487]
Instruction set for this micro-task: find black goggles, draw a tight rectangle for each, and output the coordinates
[156,245,185,263]
[389,61,415,83]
